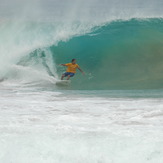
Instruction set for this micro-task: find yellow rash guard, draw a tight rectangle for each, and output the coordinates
[65,63,79,73]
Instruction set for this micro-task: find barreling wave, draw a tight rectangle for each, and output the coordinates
[2,18,163,89]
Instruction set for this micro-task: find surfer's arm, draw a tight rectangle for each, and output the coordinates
[60,64,67,66]
[78,67,85,75]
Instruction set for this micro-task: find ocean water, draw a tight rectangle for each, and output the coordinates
[0,0,163,162]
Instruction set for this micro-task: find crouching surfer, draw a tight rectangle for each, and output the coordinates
[60,59,85,80]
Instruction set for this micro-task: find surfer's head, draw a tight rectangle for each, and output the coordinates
[71,59,76,64]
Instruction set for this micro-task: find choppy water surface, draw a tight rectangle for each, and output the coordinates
[0,83,163,163]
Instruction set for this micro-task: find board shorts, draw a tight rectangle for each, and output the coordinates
[64,72,75,77]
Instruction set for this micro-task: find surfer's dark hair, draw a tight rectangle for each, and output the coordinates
[72,59,76,62]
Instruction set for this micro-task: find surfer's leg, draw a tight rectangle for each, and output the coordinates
[61,74,65,80]
[67,75,71,80]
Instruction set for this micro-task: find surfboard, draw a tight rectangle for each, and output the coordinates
[56,80,71,86]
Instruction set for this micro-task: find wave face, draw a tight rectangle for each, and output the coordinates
[0,19,163,90]
[53,19,163,89]
[10,18,162,90]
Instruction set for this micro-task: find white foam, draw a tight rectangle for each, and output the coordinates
[0,88,163,162]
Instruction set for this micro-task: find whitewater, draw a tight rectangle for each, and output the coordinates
[0,0,163,162]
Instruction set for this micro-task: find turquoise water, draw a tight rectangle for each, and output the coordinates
[16,18,163,90]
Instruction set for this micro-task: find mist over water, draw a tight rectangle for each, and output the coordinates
[1,0,163,21]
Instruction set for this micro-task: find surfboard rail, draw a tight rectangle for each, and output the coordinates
[56,80,71,86]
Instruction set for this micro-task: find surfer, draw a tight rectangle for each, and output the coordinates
[60,59,85,80]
